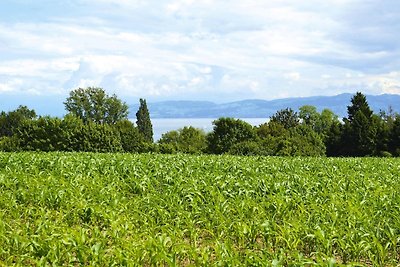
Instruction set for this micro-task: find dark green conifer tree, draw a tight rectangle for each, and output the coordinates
[136,98,153,143]
[342,92,376,156]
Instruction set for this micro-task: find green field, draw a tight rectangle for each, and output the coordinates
[0,153,399,266]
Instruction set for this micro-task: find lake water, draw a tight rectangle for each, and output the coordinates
[148,118,268,141]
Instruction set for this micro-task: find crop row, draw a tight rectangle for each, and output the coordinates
[0,152,399,266]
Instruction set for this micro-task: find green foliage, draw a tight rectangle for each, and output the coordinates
[2,91,399,157]
[158,143,178,154]
[346,92,373,122]
[389,115,400,156]
[136,98,153,143]
[207,117,256,154]
[18,116,123,152]
[159,126,207,154]
[272,125,325,156]
[287,125,326,156]
[64,87,128,124]
[18,116,65,151]
[0,136,21,152]
[257,121,287,138]
[256,122,325,156]
[228,141,266,156]
[271,108,299,129]
[83,122,123,152]
[0,105,37,137]
[61,114,87,152]
[342,92,376,156]
[1,152,400,265]
[317,109,339,137]
[114,120,145,152]
[325,122,343,156]
[299,106,339,138]
[299,105,319,126]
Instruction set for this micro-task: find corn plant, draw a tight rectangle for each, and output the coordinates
[0,152,399,266]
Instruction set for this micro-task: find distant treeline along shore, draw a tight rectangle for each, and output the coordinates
[1,87,399,157]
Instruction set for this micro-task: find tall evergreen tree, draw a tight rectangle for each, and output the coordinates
[346,92,373,123]
[136,98,153,143]
[342,92,376,156]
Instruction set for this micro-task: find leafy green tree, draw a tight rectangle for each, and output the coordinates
[64,87,128,124]
[0,136,20,151]
[342,92,376,156]
[136,98,153,143]
[317,109,339,136]
[255,121,288,155]
[299,105,319,127]
[0,105,37,137]
[256,121,287,139]
[272,125,325,156]
[18,115,123,152]
[325,121,343,156]
[374,107,397,156]
[159,126,207,154]
[18,116,65,151]
[207,118,256,154]
[114,120,145,152]
[83,121,123,152]
[61,115,87,152]
[291,125,326,156]
[159,130,180,146]
[389,115,400,156]
[228,141,265,156]
[271,108,299,129]
[177,126,207,153]
[373,114,391,156]
[379,106,396,128]
[299,106,339,138]
[256,118,326,156]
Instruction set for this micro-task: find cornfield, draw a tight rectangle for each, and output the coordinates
[0,152,399,266]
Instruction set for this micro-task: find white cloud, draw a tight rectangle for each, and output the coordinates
[0,0,399,101]
[284,72,301,81]
[0,79,23,93]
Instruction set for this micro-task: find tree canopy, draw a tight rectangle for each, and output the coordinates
[207,117,256,154]
[2,91,400,157]
[159,126,207,154]
[64,87,129,124]
[271,108,299,129]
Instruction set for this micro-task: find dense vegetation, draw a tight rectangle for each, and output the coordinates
[0,152,399,265]
[1,88,400,156]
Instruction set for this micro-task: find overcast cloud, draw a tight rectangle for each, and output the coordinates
[0,0,399,102]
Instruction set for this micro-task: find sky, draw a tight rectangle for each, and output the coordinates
[1,0,400,104]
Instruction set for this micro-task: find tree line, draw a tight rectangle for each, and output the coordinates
[1,88,399,157]
[0,87,153,153]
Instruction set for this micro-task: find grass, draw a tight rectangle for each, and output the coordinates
[0,152,400,266]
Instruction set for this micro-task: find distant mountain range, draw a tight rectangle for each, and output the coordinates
[1,93,399,118]
[129,93,400,119]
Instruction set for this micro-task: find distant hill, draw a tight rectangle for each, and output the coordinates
[129,94,400,118]
[1,93,399,119]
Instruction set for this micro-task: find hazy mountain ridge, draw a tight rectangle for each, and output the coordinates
[129,94,400,118]
[1,93,399,118]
